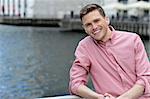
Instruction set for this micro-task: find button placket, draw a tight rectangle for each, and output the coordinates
[108,48,127,89]
[117,67,126,88]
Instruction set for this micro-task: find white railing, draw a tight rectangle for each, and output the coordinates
[61,18,150,38]
[111,21,150,37]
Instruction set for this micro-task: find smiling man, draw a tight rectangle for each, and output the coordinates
[69,4,150,99]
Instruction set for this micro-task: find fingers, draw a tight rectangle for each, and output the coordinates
[104,93,111,97]
[105,96,110,99]
[104,93,110,96]
[104,93,116,99]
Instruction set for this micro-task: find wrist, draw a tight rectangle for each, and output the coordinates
[117,95,131,99]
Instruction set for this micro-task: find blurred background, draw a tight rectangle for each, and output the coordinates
[0,0,149,99]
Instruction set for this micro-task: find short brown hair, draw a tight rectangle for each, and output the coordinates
[80,4,106,21]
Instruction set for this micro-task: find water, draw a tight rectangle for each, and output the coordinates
[0,25,149,99]
[0,25,86,99]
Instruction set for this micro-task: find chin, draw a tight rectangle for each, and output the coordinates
[95,37,102,40]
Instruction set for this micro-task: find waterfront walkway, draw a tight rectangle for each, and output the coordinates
[0,17,149,38]
[0,17,61,27]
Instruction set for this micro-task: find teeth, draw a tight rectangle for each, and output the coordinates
[93,30,100,34]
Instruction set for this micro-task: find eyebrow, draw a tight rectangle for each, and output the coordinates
[84,17,101,25]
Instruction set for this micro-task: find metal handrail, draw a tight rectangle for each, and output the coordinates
[36,95,82,99]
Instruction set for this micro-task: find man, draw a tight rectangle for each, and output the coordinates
[69,4,150,99]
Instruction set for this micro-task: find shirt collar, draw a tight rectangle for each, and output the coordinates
[92,25,115,46]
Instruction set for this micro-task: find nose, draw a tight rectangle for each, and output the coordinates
[91,23,97,29]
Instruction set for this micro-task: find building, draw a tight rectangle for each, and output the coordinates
[0,0,34,18]
[0,0,102,18]
[0,0,149,19]
[104,0,150,20]
[27,0,150,20]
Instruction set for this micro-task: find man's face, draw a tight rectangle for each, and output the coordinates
[82,9,110,42]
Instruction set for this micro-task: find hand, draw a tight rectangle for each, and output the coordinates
[105,96,110,99]
[96,94,105,99]
[104,93,116,99]
[84,94,104,99]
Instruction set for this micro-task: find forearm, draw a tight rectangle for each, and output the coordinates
[76,85,104,99]
[117,84,144,99]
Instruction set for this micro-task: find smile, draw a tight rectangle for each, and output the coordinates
[93,29,101,35]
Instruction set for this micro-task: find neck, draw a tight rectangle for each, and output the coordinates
[100,27,112,43]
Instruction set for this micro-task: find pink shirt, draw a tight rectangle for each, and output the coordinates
[69,30,150,98]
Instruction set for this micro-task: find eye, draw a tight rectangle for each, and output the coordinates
[85,23,91,28]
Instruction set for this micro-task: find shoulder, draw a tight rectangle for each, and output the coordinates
[78,36,93,46]
[75,36,93,55]
[115,30,140,40]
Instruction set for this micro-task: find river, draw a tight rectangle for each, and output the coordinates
[0,25,149,99]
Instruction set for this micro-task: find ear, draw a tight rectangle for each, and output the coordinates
[105,17,110,25]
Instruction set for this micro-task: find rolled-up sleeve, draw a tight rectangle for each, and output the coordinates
[69,42,91,95]
[134,35,150,96]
